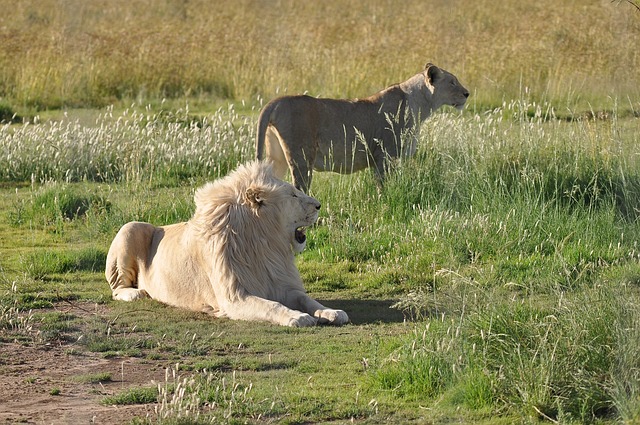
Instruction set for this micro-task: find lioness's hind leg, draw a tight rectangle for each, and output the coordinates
[265,127,289,179]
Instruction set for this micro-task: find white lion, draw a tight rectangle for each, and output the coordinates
[256,63,469,192]
[105,161,348,327]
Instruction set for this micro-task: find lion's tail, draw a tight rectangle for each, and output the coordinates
[255,100,278,160]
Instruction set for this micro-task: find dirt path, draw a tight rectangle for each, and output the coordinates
[0,304,167,425]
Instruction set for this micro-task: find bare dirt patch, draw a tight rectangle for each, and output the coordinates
[0,302,167,425]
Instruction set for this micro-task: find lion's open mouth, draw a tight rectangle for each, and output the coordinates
[295,227,307,244]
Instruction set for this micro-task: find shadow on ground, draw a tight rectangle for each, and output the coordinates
[318,299,405,325]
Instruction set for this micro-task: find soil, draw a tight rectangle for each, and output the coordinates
[0,302,167,425]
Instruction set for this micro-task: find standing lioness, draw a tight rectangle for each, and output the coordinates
[256,63,469,192]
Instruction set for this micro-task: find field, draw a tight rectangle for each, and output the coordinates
[1,1,640,424]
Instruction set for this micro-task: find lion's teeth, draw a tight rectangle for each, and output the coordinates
[295,227,307,243]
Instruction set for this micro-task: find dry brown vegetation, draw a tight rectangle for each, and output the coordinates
[0,0,639,111]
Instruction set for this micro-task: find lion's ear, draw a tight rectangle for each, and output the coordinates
[245,187,264,208]
[426,63,443,84]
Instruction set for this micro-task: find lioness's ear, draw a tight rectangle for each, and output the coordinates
[426,63,443,84]
[245,187,264,208]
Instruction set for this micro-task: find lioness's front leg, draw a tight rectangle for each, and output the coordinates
[289,158,313,193]
[283,141,315,193]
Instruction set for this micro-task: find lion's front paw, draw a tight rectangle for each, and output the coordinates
[315,309,349,325]
[287,313,318,327]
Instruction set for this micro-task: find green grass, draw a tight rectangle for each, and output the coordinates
[72,372,113,384]
[0,2,639,421]
[23,248,107,279]
[103,386,159,406]
[1,98,638,423]
[23,184,110,223]
[377,281,640,422]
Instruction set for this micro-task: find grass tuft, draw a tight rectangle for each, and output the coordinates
[24,248,107,279]
[0,282,35,336]
[103,386,158,406]
[10,183,111,230]
[72,372,112,384]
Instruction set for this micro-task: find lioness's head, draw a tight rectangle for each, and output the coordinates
[425,63,470,111]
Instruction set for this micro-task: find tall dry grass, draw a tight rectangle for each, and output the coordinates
[0,0,639,111]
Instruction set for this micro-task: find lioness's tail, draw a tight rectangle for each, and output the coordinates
[255,100,278,160]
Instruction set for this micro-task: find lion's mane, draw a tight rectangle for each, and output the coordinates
[191,163,301,304]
